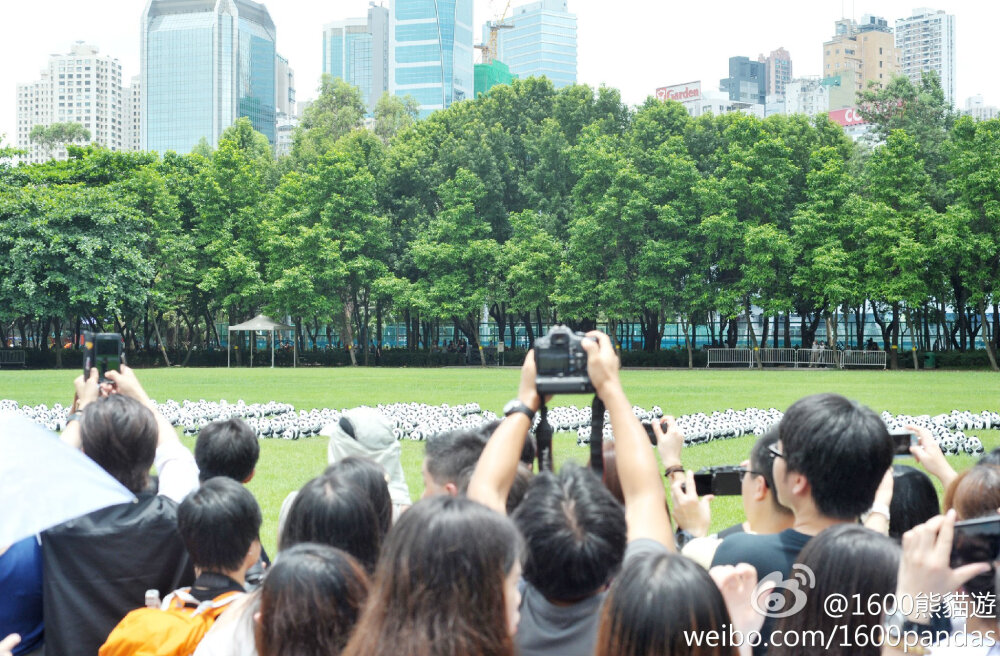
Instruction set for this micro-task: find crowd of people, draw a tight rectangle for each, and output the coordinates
[1,330,998,656]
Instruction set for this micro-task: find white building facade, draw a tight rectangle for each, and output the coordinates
[123,76,142,152]
[783,77,830,116]
[964,95,999,121]
[16,42,124,163]
[895,8,956,105]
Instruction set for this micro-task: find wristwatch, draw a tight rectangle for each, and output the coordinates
[66,412,82,425]
[503,399,536,421]
[868,501,891,522]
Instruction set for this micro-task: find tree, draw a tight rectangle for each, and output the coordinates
[292,75,366,166]
[0,185,152,365]
[410,168,497,363]
[29,122,91,159]
[373,93,420,144]
[945,116,1000,370]
[857,72,955,211]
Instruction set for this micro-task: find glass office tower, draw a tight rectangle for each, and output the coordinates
[389,0,474,117]
[141,0,276,153]
[323,5,389,114]
[495,0,576,89]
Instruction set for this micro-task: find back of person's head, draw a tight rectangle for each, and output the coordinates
[343,495,522,656]
[506,463,534,515]
[946,464,1000,519]
[771,524,899,656]
[889,464,939,541]
[978,448,1000,466]
[943,464,1000,613]
[513,462,627,602]
[177,477,262,574]
[279,473,382,573]
[79,394,158,494]
[195,418,260,483]
[778,394,893,519]
[256,543,369,656]
[325,456,393,537]
[422,428,489,496]
[595,552,737,656]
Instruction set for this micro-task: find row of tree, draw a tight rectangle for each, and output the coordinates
[1,73,998,370]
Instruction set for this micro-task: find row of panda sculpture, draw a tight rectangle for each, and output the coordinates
[2,399,994,457]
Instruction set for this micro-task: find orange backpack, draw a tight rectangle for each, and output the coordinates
[99,588,243,656]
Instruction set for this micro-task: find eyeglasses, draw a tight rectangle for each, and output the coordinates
[767,445,785,460]
[737,467,766,478]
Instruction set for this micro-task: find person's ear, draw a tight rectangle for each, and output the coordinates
[444,482,459,497]
[790,473,809,497]
[753,475,769,502]
[243,468,256,484]
[242,539,261,573]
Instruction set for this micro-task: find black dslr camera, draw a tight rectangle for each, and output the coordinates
[83,332,124,383]
[534,326,594,395]
[692,466,744,496]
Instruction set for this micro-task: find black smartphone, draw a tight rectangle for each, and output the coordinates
[693,467,743,496]
[83,332,124,383]
[951,516,1000,569]
[890,430,917,457]
[642,419,668,446]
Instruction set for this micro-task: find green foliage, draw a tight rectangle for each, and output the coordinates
[1,77,998,370]
[28,122,91,157]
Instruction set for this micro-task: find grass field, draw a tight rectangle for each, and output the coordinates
[3,367,999,555]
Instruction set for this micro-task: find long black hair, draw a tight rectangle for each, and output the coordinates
[596,551,738,656]
[343,495,523,656]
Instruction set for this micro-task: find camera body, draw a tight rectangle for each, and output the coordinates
[889,429,918,457]
[534,325,594,395]
[693,466,744,496]
[83,332,124,383]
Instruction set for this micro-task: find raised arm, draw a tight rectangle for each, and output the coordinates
[583,332,674,549]
[467,352,542,515]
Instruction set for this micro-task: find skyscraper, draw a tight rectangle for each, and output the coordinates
[895,8,956,105]
[323,4,390,114]
[493,0,577,90]
[16,42,124,164]
[720,56,768,105]
[758,47,792,97]
[141,0,277,154]
[124,76,142,152]
[823,15,900,110]
[275,53,296,117]
[389,0,474,117]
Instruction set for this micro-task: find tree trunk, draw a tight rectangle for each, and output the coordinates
[745,303,761,369]
[979,299,1000,371]
[824,312,839,368]
[760,313,770,347]
[889,303,900,370]
[783,314,791,348]
[151,308,172,367]
[523,313,535,348]
[52,317,63,368]
[342,298,357,366]
[681,315,694,369]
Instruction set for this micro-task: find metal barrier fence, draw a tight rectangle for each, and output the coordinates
[706,347,885,369]
[841,350,887,368]
[0,350,26,368]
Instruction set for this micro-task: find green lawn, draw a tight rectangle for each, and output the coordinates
[3,367,998,554]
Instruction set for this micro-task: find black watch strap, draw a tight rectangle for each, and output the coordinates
[503,400,536,420]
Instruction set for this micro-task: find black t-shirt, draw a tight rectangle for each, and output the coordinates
[710,528,812,579]
[712,529,813,656]
[717,522,746,539]
[190,572,245,603]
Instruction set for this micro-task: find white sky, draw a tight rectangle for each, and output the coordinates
[1,0,995,145]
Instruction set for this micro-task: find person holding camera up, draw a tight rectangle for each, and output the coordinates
[469,331,674,656]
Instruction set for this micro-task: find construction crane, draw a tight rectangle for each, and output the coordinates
[475,0,513,65]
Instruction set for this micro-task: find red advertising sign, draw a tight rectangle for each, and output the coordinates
[656,82,702,103]
[828,107,866,126]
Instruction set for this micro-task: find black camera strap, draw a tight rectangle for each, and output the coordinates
[536,402,554,472]
[589,396,605,475]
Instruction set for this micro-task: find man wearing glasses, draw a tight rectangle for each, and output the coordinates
[669,425,795,568]
[711,393,894,581]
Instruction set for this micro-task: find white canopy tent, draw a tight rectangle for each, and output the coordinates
[227,315,296,368]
